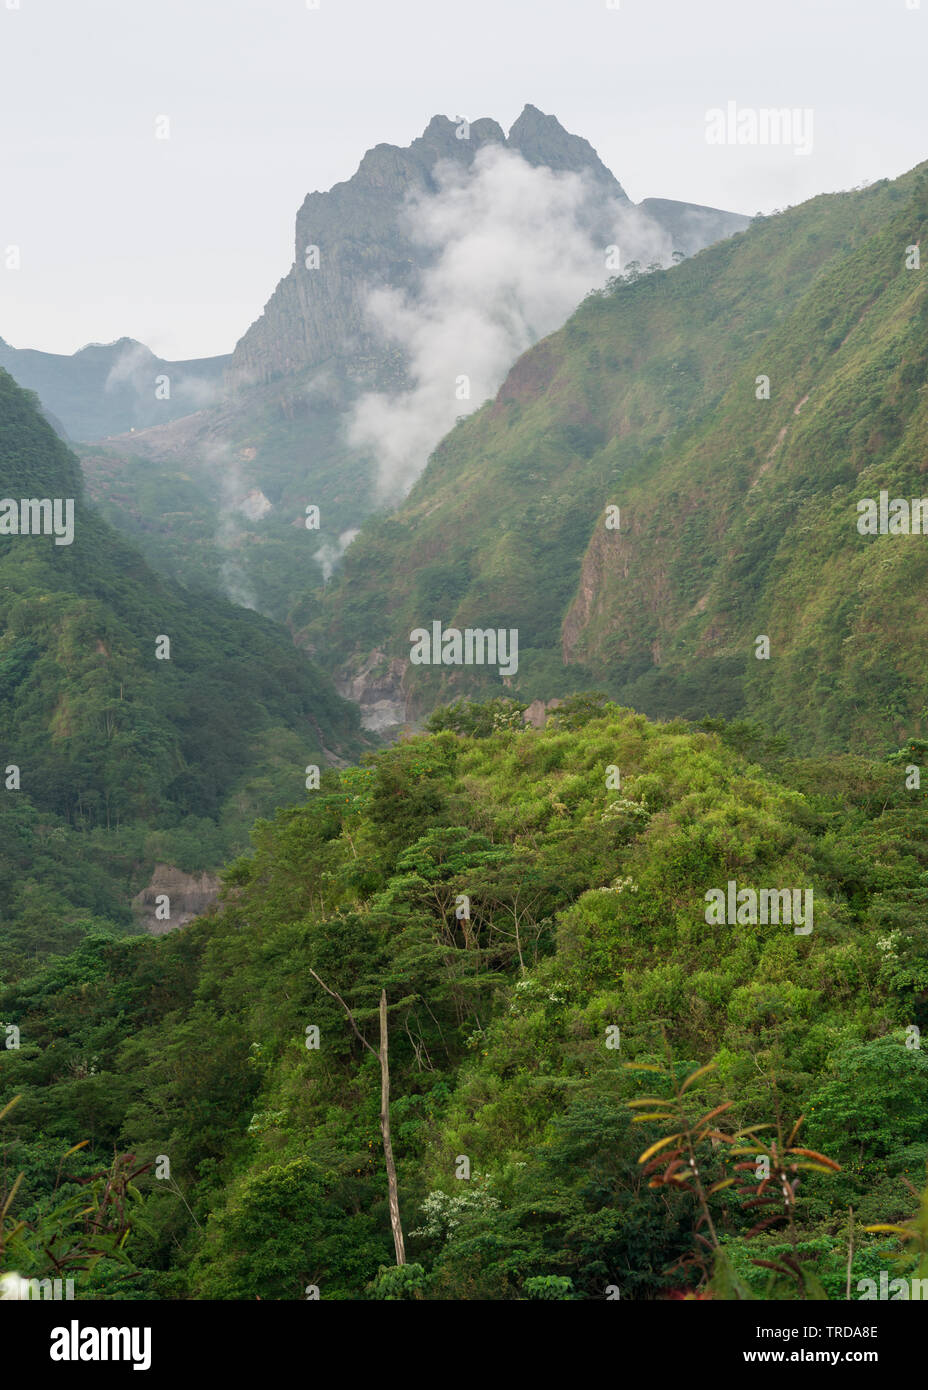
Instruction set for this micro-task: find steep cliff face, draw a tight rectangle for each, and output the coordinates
[227,115,509,388]
[332,648,410,732]
[131,864,221,935]
[507,104,626,189]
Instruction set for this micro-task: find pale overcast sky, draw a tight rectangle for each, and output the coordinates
[1,0,925,359]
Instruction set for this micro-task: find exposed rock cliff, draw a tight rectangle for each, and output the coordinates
[334,649,410,732]
[227,115,510,388]
[132,864,221,936]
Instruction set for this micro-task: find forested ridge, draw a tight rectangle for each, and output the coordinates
[3,695,928,1299]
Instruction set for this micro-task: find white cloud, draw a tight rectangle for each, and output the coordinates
[348,144,672,501]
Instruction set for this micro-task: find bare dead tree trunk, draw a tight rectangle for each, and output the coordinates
[379,989,405,1266]
[309,969,406,1266]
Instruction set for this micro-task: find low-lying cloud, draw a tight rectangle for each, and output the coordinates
[202,440,262,611]
[315,526,360,582]
[348,144,674,502]
[103,340,225,413]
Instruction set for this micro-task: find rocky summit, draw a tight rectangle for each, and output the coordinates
[227,104,748,389]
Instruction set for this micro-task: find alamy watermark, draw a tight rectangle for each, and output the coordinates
[49,1322,151,1370]
[1,1273,75,1300]
[409,622,519,677]
[857,1272,928,1300]
[0,497,74,545]
[857,491,928,535]
[705,102,814,157]
[704,880,813,934]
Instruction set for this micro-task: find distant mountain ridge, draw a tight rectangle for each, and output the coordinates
[0,336,229,442]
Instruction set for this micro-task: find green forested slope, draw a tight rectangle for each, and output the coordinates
[3,699,926,1298]
[311,163,928,753]
[0,369,364,973]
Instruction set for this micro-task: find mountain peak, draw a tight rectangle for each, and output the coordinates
[507,104,628,198]
[227,106,746,388]
[413,112,506,163]
[75,337,147,356]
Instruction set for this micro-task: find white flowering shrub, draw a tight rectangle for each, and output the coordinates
[601,797,649,825]
[508,976,569,1014]
[410,1186,500,1241]
[246,1109,286,1135]
[597,875,639,896]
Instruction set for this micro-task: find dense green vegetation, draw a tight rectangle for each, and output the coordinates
[0,368,364,976]
[3,695,927,1299]
[311,162,928,753]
